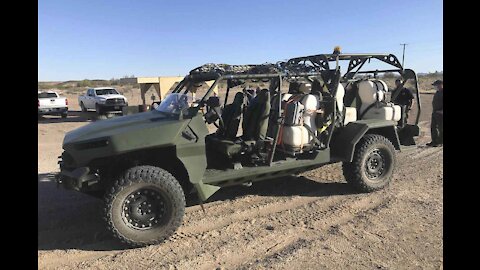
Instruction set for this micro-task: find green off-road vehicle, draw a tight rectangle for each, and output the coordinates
[57,50,421,247]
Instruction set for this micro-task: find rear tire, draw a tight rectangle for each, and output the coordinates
[342,134,396,192]
[61,112,68,118]
[104,166,186,247]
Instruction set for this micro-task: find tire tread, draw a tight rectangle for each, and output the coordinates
[104,165,185,247]
[342,134,396,192]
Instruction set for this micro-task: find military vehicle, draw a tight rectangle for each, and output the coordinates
[56,48,421,247]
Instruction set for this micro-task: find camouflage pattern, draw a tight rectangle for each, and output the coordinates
[189,63,282,75]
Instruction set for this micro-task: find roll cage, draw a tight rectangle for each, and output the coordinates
[169,53,420,166]
[173,52,421,126]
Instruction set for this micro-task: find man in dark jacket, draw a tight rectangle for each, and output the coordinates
[427,80,443,147]
[392,79,415,126]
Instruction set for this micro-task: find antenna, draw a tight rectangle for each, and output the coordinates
[400,43,408,67]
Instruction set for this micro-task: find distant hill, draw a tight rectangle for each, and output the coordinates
[38,78,138,91]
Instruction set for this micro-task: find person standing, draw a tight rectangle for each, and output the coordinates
[427,80,443,147]
[392,79,415,126]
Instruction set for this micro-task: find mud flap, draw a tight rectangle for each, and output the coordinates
[194,182,221,201]
[330,120,400,162]
[397,124,419,146]
[330,122,369,162]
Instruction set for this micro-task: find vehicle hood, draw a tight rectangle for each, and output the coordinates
[63,111,187,147]
[97,94,126,100]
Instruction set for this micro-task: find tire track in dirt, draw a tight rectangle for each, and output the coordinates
[227,149,442,269]
[71,189,390,270]
[239,197,396,270]
[157,193,390,270]
[69,195,347,269]
[39,250,123,270]
[179,188,343,236]
[409,147,442,160]
[38,172,341,252]
[235,148,442,269]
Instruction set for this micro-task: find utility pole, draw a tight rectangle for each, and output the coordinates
[400,43,408,67]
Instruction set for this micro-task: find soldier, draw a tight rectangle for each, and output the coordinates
[427,80,443,147]
[392,79,415,126]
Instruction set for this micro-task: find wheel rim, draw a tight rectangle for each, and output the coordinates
[121,188,170,230]
[364,148,387,180]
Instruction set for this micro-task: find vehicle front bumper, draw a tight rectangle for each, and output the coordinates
[98,103,127,112]
[56,165,100,191]
[38,107,68,115]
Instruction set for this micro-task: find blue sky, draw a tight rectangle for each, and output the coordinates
[38,0,443,81]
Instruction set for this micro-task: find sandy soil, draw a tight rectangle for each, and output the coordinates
[38,94,442,269]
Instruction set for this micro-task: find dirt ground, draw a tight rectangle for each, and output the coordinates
[38,93,442,269]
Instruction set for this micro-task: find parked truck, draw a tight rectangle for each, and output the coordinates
[38,91,68,118]
[78,87,128,115]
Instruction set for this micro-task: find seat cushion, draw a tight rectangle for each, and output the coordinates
[217,139,243,158]
[362,105,401,121]
[206,135,243,158]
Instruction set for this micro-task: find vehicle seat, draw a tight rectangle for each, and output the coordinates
[242,89,271,141]
[218,92,244,140]
[207,89,270,159]
[357,80,401,121]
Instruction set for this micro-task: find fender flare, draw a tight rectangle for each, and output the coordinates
[330,120,400,162]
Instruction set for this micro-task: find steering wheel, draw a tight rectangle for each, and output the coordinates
[203,96,223,128]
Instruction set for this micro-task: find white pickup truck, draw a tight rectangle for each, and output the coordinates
[78,87,128,115]
[38,91,68,118]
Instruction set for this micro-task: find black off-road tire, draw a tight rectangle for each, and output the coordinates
[342,134,396,192]
[104,166,185,247]
[80,102,87,112]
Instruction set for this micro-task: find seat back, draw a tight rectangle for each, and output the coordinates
[220,92,244,140]
[357,80,387,116]
[242,89,271,140]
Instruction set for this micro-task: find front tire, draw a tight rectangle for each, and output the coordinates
[95,104,103,115]
[342,134,396,192]
[80,102,87,112]
[104,166,186,247]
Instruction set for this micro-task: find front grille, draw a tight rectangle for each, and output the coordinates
[106,98,125,105]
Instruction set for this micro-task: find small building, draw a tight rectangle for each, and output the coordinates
[136,76,219,105]
[136,76,184,105]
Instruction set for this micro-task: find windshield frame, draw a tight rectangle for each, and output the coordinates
[155,93,193,115]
